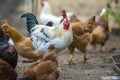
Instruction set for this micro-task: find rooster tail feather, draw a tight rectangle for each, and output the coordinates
[21,13,39,32]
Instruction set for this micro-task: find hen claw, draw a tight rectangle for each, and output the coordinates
[22,60,34,63]
[79,57,88,63]
[68,61,76,65]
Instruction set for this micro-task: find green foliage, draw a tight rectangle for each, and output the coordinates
[102,9,109,22]
[107,0,120,27]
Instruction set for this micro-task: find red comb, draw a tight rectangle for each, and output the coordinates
[40,0,44,7]
[61,10,66,18]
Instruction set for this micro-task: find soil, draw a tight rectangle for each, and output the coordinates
[0,0,120,80]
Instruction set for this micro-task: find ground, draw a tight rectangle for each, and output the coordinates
[0,0,120,80]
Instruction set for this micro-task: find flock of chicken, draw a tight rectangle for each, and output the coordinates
[0,0,110,80]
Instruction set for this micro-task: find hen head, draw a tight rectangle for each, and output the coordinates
[70,15,80,23]
[61,10,70,30]
[42,51,56,61]
[42,45,58,64]
[1,20,10,36]
[84,16,95,33]
[40,0,47,7]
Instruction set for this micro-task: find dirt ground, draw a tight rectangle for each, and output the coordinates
[0,0,120,80]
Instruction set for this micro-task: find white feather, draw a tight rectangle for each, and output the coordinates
[30,21,73,54]
[100,8,107,16]
[39,0,74,26]
[8,38,14,45]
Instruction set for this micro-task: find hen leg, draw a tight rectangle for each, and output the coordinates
[80,51,87,63]
[99,43,105,53]
[93,44,96,49]
[69,52,74,64]
[82,52,87,63]
[99,46,104,53]
[68,46,75,65]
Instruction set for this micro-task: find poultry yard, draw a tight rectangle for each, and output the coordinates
[0,0,120,80]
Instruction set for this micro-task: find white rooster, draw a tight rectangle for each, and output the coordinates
[21,10,73,54]
[39,0,74,26]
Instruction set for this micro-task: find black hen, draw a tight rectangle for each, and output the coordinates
[0,26,18,68]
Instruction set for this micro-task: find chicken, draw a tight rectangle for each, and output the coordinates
[19,45,59,80]
[21,10,73,54]
[68,33,91,64]
[1,20,43,62]
[67,16,95,64]
[0,21,18,68]
[70,16,95,35]
[91,8,110,52]
[40,0,74,26]
[0,59,17,80]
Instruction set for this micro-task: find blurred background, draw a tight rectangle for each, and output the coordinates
[1,0,119,36]
[0,0,111,36]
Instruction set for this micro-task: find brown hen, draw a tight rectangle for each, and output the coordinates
[91,8,110,52]
[0,59,17,80]
[67,16,95,64]
[20,45,59,80]
[1,20,43,62]
[0,21,18,68]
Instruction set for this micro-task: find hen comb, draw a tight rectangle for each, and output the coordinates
[61,10,66,18]
[40,0,45,6]
[61,10,69,22]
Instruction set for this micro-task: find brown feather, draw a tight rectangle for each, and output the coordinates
[0,59,17,80]
[20,47,59,80]
[91,16,110,46]
[1,21,43,61]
